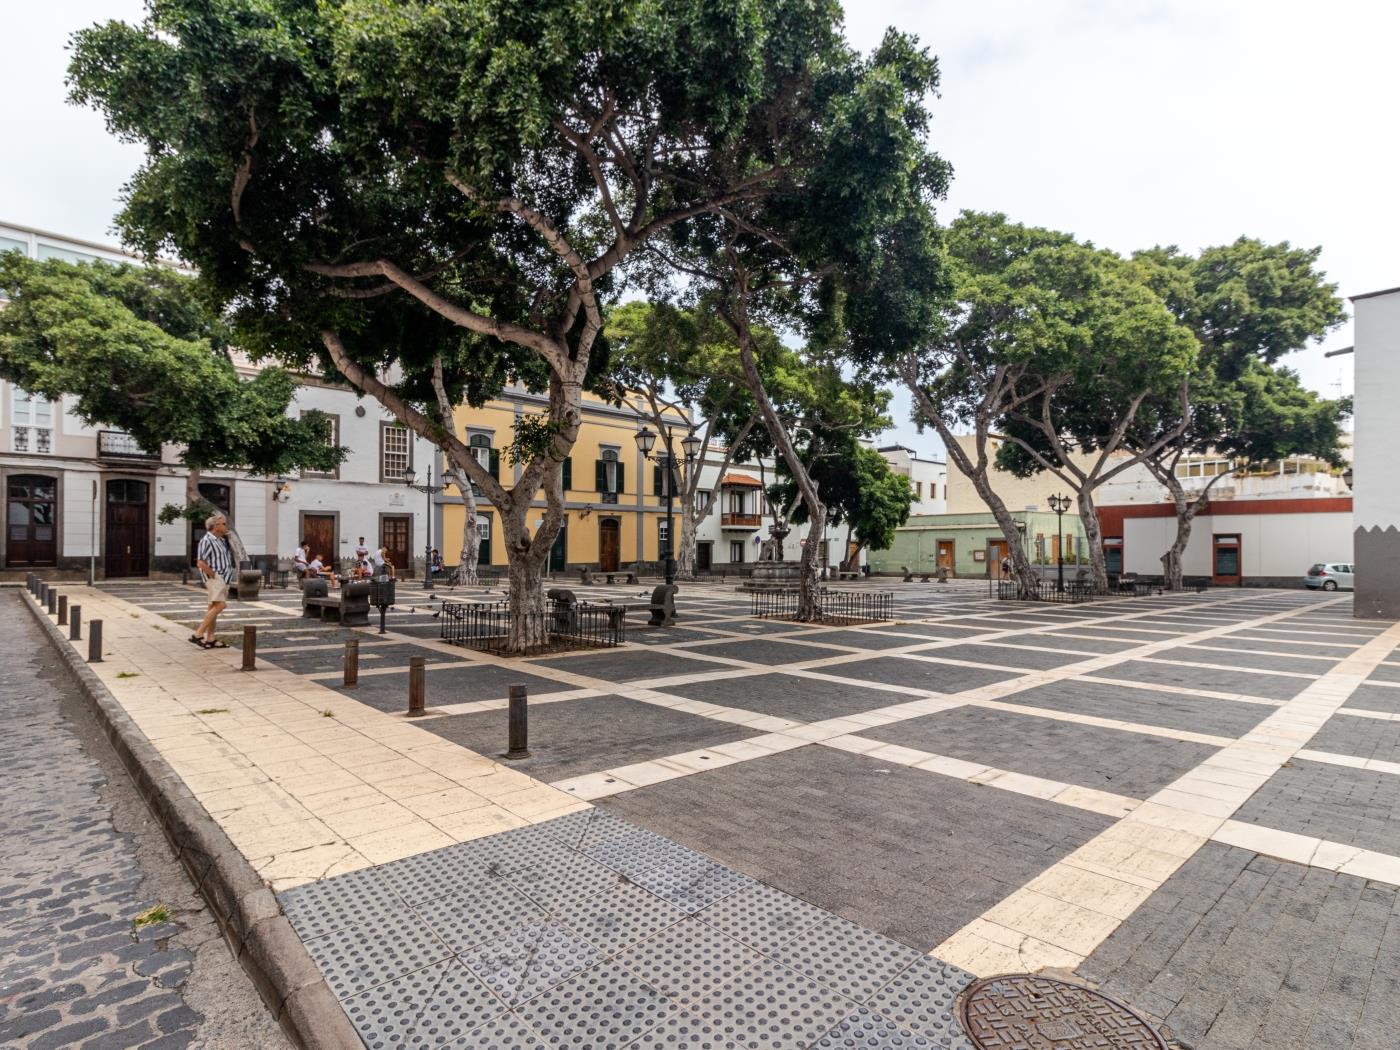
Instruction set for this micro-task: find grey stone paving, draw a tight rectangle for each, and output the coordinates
[1307,714,1400,765]
[1343,684,1400,714]
[856,705,1220,799]
[911,641,1088,670]
[1094,659,1314,699]
[1004,679,1274,737]
[1232,759,1400,857]
[279,810,977,1049]
[1079,843,1400,1050]
[662,673,907,723]
[682,638,850,665]
[0,593,286,1049]
[1173,645,1338,674]
[327,664,567,711]
[534,649,739,682]
[814,655,1021,693]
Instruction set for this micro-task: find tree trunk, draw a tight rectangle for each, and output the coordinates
[500,501,561,652]
[185,468,201,505]
[677,510,698,580]
[1157,469,1228,592]
[1077,487,1109,591]
[447,466,480,585]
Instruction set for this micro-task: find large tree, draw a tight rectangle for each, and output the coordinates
[0,255,341,513]
[69,0,901,649]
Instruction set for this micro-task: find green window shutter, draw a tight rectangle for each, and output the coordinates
[653,465,662,495]
[489,448,500,480]
[595,460,605,492]
[562,457,572,491]
[616,463,625,493]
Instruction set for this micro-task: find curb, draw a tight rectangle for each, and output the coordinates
[20,590,363,1050]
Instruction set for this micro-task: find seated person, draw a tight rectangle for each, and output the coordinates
[293,540,310,577]
[430,547,444,578]
[306,553,340,587]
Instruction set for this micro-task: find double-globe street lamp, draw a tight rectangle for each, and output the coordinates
[634,424,702,585]
[1047,492,1072,593]
[402,465,447,591]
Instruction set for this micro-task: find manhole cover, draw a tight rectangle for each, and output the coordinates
[959,974,1169,1049]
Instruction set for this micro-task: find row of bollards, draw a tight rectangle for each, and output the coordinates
[27,575,100,663]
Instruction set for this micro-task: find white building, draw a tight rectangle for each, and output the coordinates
[1351,286,1400,617]
[875,444,947,515]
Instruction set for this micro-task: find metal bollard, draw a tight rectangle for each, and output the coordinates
[26,573,35,594]
[505,684,531,759]
[343,638,359,688]
[407,657,425,717]
[88,620,103,663]
[38,581,48,603]
[47,589,57,615]
[58,594,68,626]
[69,605,82,641]
[241,625,257,671]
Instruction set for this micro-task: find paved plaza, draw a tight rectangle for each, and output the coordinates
[9,578,1400,1048]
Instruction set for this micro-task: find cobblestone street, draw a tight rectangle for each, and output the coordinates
[0,592,286,1049]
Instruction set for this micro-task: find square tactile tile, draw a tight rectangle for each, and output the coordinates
[811,1007,959,1049]
[459,1013,548,1048]
[616,917,765,1004]
[461,920,601,1006]
[468,822,582,873]
[621,1008,743,1048]
[772,915,922,1003]
[278,866,407,941]
[696,884,831,955]
[506,851,627,909]
[554,881,686,956]
[541,807,639,850]
[691,958,858,1049]
[376,843,499,906]
[307,908,454,1000]
[633,853,757,913]
[416,875,550,953]
[514,959,677,1048]
[865,957,976,1046]
[342,957,508,1048]
[585,827,704,877]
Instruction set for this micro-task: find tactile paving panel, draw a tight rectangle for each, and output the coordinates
[277,866,407,941]
[772,915,922,1003]
[690,958,858,1050]
[958,975,1168,1049]
[866,957,976,1046]
[540,807,638,850]
[810,1007,939,1049]
[471,823,583,875]
[695,884,831,954]
[584,826,704,878]
[506,850,626,909]
[615,917,765,1004]
[514,959,677,1048]
[375,843,498,906]
[460,919,601,1007]
[633,853,756,913]
[307,908,454,1000]
[459,1013,548,1048]
[416,875,549,954]
[553,881,685,957]
[622,1009,744,1048]
[342,957,508,1048]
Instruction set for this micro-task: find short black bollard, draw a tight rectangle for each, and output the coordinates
[407,656,426,716]
[344,638,359,688]
[88,620,103,663]
[69,605,82,641]
[504,684,531,760]
[241,625,257,671]
[58,594,68,626]
[38,581,48,603]
[47,589,57,615]
[26,573,35,594]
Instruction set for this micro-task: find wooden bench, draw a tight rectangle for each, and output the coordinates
[301,578,372,626]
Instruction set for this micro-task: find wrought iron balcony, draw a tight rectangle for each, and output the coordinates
[720,513,762,529]
[98,430,159,460]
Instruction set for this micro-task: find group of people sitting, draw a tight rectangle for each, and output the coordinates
[292,536,395,587]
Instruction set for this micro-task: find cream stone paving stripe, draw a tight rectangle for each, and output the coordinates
[1211,819,1400,885]
[1074,675,1286,708]
[1332,707,1400,722]
[22,587,587,892]
[933,612,1400,978]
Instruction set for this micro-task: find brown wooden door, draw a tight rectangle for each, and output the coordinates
[1212,534,1242,586]
[303,514,337,570]
[105,480,150,578]
[987,539,1009,578]
[936,540,955,571]
[696,542,712,572]
[6,474,58,567]
[381,516,411,579]
[599,518,620,572]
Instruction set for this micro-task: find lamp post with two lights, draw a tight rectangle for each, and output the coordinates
[634,424,702,585]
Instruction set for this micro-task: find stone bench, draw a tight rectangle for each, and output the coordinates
[301,578,371,626]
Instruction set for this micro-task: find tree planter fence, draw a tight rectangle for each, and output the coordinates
[438,596,624,655]
[750,588,893,625]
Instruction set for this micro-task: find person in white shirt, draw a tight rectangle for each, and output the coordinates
[293,540,310,577]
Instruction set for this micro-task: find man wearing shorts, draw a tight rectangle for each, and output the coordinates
[194,512,234,648]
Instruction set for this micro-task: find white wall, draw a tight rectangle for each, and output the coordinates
[1124,511,1352,578]
[60,470,100,558]
[1353,291,1400,533]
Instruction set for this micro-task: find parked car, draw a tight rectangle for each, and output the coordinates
[1304,562,1354,591]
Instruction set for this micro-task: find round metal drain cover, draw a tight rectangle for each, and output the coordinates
[959,974,1169,1048]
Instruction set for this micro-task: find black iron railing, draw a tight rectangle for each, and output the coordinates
[750,587,893,625]
[439,597,624,655]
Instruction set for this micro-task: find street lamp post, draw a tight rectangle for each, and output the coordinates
[1048,493,1071,593]
[403,465,447,591]
[635,424,702,586]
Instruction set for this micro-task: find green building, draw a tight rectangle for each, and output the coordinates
[868,511,1088,578]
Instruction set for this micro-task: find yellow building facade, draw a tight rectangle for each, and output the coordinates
[439,387,690,574]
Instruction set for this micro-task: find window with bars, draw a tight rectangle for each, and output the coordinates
[300,412,340,478]
[380,423,412,482]
[11,389,52,454]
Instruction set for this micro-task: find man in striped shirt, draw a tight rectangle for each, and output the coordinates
[194,512,234,648]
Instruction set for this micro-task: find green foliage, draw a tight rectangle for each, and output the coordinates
[0,255,344,476]
[776,442,914,554]
[157,498,219,527]
[506,414,570,467]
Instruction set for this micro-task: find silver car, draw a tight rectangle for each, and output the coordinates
[1304,562,1354,591]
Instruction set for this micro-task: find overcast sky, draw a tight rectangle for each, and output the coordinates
[4,1,1391,458]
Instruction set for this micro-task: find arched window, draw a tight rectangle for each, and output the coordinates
[597,448,622,504]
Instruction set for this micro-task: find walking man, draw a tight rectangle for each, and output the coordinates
[193,512,234,649]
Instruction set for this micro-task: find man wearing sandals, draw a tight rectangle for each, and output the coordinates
[193,512,234,649]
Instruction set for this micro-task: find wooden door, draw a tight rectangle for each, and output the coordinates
[189,482,232,566]
[1212,533,1242,586]
[696,542,712,572]
[105,480,150,578]
[936,540,954,571]
[599,518,621,572]
[380,515,411,578]
[303,514,337,570]
[6,474,58,567]
[987,539,1009,578]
